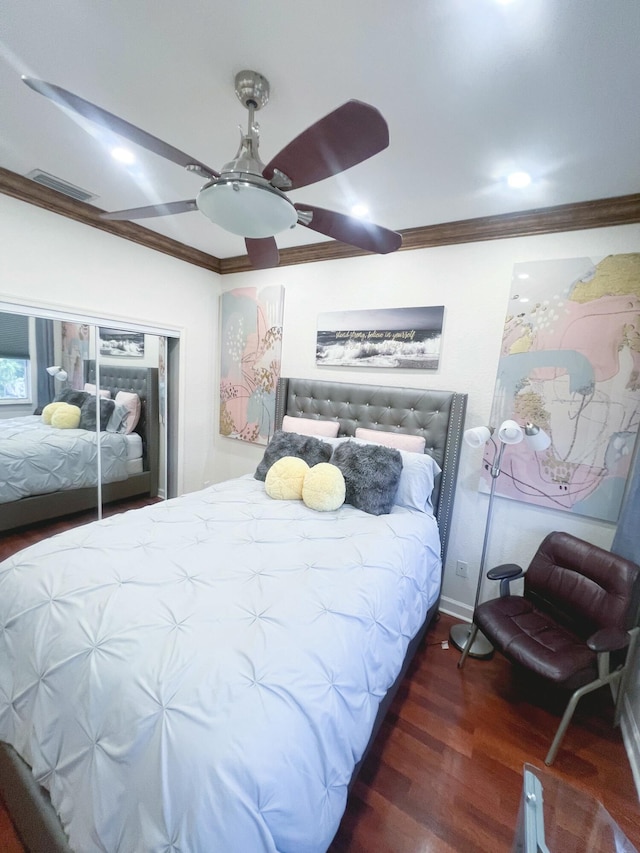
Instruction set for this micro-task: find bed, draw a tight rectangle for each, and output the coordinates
[0,363,159,532]
[0,377,467,853]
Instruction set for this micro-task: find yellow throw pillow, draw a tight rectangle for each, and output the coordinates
[42,401,67,425]
[302,463,346,512]
[50,403,81,429]
[265,456,309,501]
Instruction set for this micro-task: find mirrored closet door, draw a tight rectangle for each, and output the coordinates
[0,307,174,533]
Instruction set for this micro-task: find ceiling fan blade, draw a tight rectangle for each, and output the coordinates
[245,237,280,269]
[263,101,389,191]
[295,204,402,255]
[100,200,198,220]
[22,77,219,178]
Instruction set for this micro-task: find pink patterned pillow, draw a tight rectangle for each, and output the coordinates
[355,427,426,454]
[282,415,339,438]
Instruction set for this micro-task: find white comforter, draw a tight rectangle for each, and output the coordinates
[0,475,442,853]
[0,415,130,503]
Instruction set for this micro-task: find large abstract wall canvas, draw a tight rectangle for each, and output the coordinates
[484,253,640,522]
[219,286,284,445]
[317,306,444,369]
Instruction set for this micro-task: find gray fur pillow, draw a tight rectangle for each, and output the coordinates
[255,430,332,481]
[79,396,116,431]
[331,441,403,515]
[54,388,89,407]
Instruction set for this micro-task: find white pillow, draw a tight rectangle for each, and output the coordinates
[84,383,111,399]
[282,414,339,438]
[324,435,441,514]
[355,427,426,454]
[114,390,141,435]
[395,449,441,513]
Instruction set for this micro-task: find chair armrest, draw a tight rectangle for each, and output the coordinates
[587,627,630,653]
[486,563,525,597]
[487,563,525,581]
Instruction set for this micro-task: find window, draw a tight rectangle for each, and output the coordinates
[0,358,31,401]
[0,312,31,404]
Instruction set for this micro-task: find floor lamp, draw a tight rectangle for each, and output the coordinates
[449,419,551,659]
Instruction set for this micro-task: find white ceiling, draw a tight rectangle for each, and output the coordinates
[2,0,639,260]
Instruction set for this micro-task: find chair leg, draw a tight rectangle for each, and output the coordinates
[614,627,639,726]
[457,623,479,669]
[545,667,623,765]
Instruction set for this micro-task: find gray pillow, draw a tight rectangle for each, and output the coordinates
[255,430,332,481]
[54,388,89,407]
[106,403,131,434]
[331,441,403,515]
[79,397,115,431]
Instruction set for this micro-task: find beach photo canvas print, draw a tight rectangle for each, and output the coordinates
[317,306,444,369]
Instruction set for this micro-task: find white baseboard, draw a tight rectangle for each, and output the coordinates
[620,694,640,803]
[439,596,473,622]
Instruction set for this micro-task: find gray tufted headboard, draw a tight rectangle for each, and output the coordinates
[85,361,160,495]
[275,377,467,564]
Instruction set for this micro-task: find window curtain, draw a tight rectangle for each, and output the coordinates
[35,317,55,407]
[0,312,29,359]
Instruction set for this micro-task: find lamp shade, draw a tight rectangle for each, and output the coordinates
[497,419,524,444]
[197,180,297,238]
[525,422,551,451]
[464,426,492,448]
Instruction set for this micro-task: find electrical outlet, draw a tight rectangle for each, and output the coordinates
[456,560,468,578]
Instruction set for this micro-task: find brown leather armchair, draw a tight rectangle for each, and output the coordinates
[458,531,640,765]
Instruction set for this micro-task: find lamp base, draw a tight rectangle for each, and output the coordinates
[449,622,494,659]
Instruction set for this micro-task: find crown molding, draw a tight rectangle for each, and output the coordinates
[0,167,221,273]
[220,193,640,273]
[2,167,639,276]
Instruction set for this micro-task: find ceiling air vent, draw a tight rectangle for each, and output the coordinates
[25,169,98,203]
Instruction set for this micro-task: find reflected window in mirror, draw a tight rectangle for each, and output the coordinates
[0,313,31,405]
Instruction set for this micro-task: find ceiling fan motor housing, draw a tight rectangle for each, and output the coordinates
[196,177,298,238]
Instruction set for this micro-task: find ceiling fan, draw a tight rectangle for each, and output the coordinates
[22,71,402,269]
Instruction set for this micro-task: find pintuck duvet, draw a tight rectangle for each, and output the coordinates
[0,475,442,853]
[0,415,130,503]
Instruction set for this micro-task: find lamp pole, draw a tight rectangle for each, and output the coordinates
[449,439,506,658]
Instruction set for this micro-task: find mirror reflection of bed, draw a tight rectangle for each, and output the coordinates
[0,375,468,853]
[0,309,163,532]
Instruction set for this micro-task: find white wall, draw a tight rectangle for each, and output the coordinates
[2,192,638,618]
[214,224,640,619]
[0,194,219,496]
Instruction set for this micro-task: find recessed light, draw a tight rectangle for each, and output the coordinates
[111,147,136,165]
[350,204,369,219]
[507,171,531,189]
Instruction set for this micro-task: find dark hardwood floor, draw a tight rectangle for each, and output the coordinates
[1,505,639,852]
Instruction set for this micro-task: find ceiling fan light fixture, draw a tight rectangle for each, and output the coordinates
[196,178,298,238]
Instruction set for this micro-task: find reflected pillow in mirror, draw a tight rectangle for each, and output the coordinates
[84,383,111,399]
[114,391,141,434]
[79,397,115,431]
[54,387,89,407]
